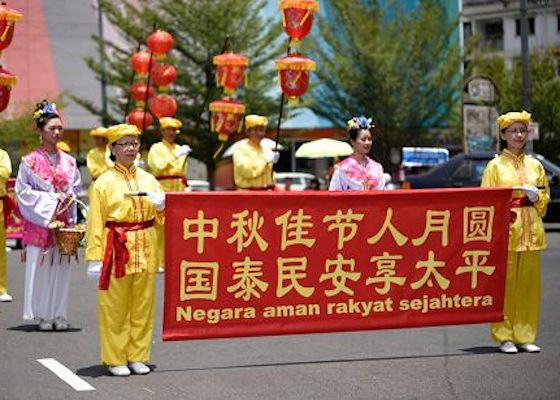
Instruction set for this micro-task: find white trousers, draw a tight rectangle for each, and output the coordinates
[23,246,72,322]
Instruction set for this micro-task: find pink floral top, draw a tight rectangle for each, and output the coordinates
[15,148,81,247]
[329,156,385,191]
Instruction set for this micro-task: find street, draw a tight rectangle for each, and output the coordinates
[1,232,559,400]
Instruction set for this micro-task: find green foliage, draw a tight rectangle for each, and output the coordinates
[307,0,462,164]
[470,48,560,162]
[74,0,283,179]
[0,112,39,174]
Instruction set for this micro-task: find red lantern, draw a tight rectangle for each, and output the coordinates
[209,99,246,141]
[278,0,318,47]
[0,2,22,53]
[151,64,177,89]
[213,52,249,95]
[275,53,315,103]
[129,82,154,105]
[131,51,152,75]
[126,110,153,130]
[146,30,173,58]
[0,66,15,112]
[149,93,177,118]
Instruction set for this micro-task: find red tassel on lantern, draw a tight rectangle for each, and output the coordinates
[275,53,315,104]
[278,0,318,47]
[126,110,153,130]
[149,93,177,118]
[209,99,246,141]
[0,2,22,53]
[0,66,15,112]
[213,52,249,95]
[146,30,173,59]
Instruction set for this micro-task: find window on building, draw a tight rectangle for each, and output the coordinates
[483,21,504,50]
[464,22,472,40]
[557,14,560,31]
[515,17,535,36]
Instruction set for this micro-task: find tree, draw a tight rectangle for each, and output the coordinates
[307,0,462,165]
[0,112,39,174]
[469,48,560,163]
[73,0,283,183]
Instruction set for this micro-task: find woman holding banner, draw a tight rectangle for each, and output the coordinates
[481,111,549,354]
[85,123,164,376]
[329,116,385,191]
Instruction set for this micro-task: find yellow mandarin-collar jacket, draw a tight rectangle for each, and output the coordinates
[85,163,164,275]
[233,140,274,189]
[481,149,550,251]
[0,148,11,198]
[86,147,112,180]
[147,141,187,192]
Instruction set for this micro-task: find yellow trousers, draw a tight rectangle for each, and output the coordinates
[0,218,7,295]
[98,271,156,366]
[156,223,164,270]
[491,250,541,344]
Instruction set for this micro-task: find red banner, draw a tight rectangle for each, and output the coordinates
[163,188,510,341]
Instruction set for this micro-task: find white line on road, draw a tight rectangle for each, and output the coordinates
[37,358,95,392]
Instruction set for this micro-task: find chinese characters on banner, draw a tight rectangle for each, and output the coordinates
[163,188,511,341]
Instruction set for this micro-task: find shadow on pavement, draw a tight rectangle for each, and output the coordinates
[459,346,497,354]
[6,324,82,333]
[150,353,487,373]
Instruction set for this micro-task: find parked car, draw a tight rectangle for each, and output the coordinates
[275,172,321,191]
[403,151,560,222]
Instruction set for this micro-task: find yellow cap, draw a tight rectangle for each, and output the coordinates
[160,117,183,130]
[89,127,107,137]
[106,124,141,144]
[245,114,268,129]
[497,111,531,130]
[56,141,71,152]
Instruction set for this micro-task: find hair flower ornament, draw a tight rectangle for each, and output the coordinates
[33,100,58,121]
[346,115,374,132]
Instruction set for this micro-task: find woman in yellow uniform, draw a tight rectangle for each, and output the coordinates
[233,114,279,190]
[147,117,190,272]
[0,148,12,302]
[86,123,165,376]
[86,127,111,184]
[481,111,550,354]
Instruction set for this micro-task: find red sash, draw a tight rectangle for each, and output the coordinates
[510,196,533,223]
[99,219,154,290]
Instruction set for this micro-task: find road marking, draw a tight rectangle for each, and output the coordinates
[37,358,95,392]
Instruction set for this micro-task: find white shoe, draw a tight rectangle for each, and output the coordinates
[157,266,164,274]
[0,293,12,302]
[54,317,69,331]
[128,362,150,375]
[38,319,53,331]
[108,365,131,377]
[519,343,541,353]
[499,341,518,354]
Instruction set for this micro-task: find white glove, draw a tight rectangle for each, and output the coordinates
[520,184,539,203]
[87,261,102,281]
[147,191,166,212]
[176,145,192,158]
[266,151,280,164]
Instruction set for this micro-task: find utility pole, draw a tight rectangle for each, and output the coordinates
[519,0,532,151]
[96,0,108,126]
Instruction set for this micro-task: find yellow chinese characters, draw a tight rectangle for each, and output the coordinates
[276,257,315,298]
[180,261,219,301]
[227,210,269,252]
[183,210,219,254]
[319,253,361,297]
[323,209,364,250]
[456,250,496,289]
[367,208,408,246]
[410,250,450,290]
[275,209,316,250]
[227,256,269,300]
[366,252,406,295]
[463,206,494,243]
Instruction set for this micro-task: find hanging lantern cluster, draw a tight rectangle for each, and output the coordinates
[210,51,249,144]
[0,1,22,113]
[126,29,178,129]
[275,0,318,105]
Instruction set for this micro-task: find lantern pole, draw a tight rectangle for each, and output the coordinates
[273,38,292,152]
[141,24,157,134]
[123,42,142,123]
